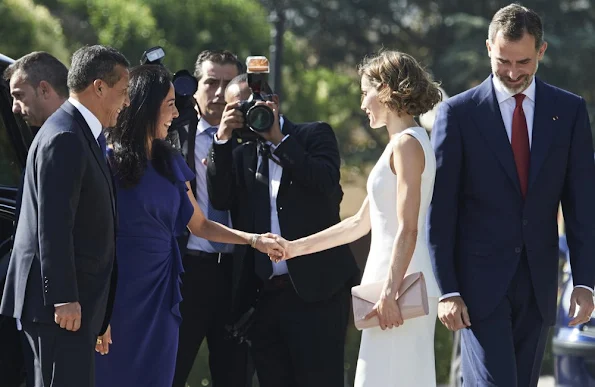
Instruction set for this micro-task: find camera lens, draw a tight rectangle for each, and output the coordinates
[247,105,275,133]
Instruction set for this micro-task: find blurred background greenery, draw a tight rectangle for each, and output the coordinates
[0,0,583,384]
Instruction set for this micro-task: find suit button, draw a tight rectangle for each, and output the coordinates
[515,247,522,254]
[523,219,528,226]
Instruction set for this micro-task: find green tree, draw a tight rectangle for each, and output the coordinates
[0,0,69,63]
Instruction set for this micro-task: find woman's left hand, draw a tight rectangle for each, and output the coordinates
[95,324,112,355]
[365,294,404,330]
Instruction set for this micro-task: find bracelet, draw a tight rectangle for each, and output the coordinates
[250,234,260,248]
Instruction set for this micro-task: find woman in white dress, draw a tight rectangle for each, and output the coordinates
[272,50,443,386]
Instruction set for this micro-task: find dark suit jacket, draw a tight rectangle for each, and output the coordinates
[0,101,117,335]
[168,106,242,255]
[206,118,359,313]
[428,76,595,324]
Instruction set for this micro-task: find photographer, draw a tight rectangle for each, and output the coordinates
[207,72,359,387]
[168,50,253,387]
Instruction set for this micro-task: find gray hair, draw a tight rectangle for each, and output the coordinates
[67,45,130,93]
[488,4,544,50]
[3,51,69,98]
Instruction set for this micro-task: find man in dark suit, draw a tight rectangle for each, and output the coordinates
[169,50,253,387]
[428,4,595,387]
[0,45,129,387]
[6,51,69,134]
[207,74,359,387]
[2,51,69,387]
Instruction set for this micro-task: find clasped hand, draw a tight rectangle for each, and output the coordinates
[254,233,287,260]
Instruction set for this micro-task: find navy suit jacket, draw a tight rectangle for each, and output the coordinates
[0,101,117,335]
[428,75,595,324]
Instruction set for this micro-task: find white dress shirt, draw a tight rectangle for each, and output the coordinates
[439,77,592,301]
[68,97,102,145]
[260,116,288,276]
[186,118,234,254]
[214,117,289,276]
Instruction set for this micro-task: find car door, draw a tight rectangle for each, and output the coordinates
[0,53,30,387]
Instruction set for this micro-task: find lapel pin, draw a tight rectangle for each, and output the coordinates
[553,116,558,120]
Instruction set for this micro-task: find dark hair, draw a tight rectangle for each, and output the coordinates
[67,45,130,93]
[193,50,244,80]
[3,52,69,98]
[358,50,442,116]
[107,65,176,187]
[488,4,544,50]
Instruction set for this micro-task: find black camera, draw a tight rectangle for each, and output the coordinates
[237,56,275,135]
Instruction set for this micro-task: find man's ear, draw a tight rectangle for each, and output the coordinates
[486,39,492,57]
[93,79,104,96]
[38,81,52,98]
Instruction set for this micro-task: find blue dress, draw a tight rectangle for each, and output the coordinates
[95,153,194,386]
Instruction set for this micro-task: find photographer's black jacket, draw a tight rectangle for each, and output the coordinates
[206,118,359,311]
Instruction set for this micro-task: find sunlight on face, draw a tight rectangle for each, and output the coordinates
[487,30,546,94]
[360,76,387,129]
[156,84,178,140]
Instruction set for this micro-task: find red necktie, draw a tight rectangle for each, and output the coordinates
[511,94,530,198]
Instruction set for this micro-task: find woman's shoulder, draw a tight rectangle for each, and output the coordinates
[169,152,194,183]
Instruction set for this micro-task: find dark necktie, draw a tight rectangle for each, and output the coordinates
[511,94,530,198]
[97,132,107,162]
[205,126,231,251]
[254,141,273,280]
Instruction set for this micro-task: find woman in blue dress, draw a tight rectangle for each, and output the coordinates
[94,65,282,387]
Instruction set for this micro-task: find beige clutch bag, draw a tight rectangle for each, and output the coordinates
[351,272,429,330]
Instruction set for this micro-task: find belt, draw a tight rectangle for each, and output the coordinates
[262,274,292,292]
[185,249,232,263]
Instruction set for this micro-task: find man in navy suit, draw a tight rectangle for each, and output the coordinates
[1,45,129,387]
[428,4,595,386]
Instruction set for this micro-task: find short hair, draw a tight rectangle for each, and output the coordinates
[225,73,274,97]
[193,50,244,81]
[358,50,442,116]
[488,4,544,50]
[3,52,69,98]
[67,45,130,93]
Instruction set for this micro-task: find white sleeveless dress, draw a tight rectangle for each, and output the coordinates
[354,127,440,387]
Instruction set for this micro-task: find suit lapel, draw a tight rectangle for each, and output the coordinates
[471,77,522,196]
[277,118,295,199]
[528,78,558,191]
[243,141,258,193]
[63,102,116,218]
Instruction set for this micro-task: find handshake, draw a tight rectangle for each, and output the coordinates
[252,233,297,262]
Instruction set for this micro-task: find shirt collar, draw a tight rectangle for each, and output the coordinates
[197,117,216,134]
[492,75,536,105]
[68,97,103,140]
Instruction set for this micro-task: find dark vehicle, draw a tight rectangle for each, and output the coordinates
[553,235,595,386]
[0,52,34,387]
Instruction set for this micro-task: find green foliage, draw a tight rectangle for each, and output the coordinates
[0,0,69,63]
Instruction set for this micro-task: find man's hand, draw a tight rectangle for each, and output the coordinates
[216,102,244,142]
[569,287,594,327]
[255,101,284,145]
[438,296,471,331]
[95,324,112,355]
[54,302,82,331]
